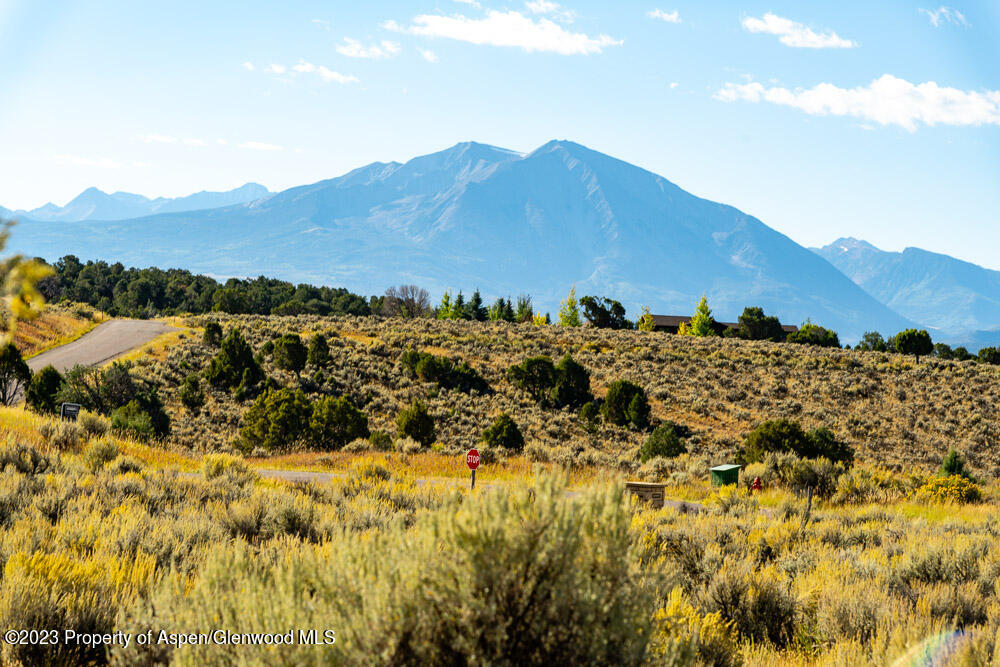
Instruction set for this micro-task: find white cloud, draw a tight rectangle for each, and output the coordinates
[312,19,330,31]
[292,62,316,73]
[182,138,206,147]
[525,1,575,21]
[139,134,177,144]
[714,74,1000,131]
[265,64,286,74]
[647,9,681,23]
[52,154,121,168]
[741,13,856,48]
[242,61,254,71]
[264,61,358,84]
[418,48,439,63]
[238,141,283,151]
[383,10,621,55]
[336,38,401,59]
[919,6,969,27]
[669,81,679,89]
[316,66,359,84]
[452,0,481,7]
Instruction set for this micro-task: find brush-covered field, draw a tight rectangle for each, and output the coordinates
[6,313,1000,665]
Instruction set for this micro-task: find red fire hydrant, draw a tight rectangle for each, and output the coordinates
[751,476,762,492]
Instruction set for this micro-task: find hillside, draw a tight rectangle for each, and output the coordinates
[135,313,1000,475]
[815,237,1000,340]
[8,141,910,341]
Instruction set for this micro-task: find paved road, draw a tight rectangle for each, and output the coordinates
[28,319,175,373]
[255,469,709,512]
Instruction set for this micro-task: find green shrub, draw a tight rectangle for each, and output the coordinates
[552,354,592,408]
[480,413,525,452]
[401,349,488,393]
[272,333,308,376]
[640,424,686,462]
[787,323,840,348]
[83,438,120,471]
[178,374,205,412]
[307,333,330,367]
[742,419,810,463]
[602,380,649,429]
[579,401,600,433]
[77,410,110,438]
[239,388,312,452]
[802,427,854,465]
[396,399,436,446]
[25,365,63,414]
[205,328,265,396]
[0,441,51,475]
[202,453,257,485]
[0,343,30,406]
[38,421,84,451]
[507,356,557,405]
[202,322,223,346]
[368,430,392,451]
[939,449,972,480]
[309,396,369,451]
[110,400,155,439]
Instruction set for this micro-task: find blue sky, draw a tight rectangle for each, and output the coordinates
[1,1,998,266]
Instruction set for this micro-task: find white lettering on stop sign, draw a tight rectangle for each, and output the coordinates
[466,449,480,470]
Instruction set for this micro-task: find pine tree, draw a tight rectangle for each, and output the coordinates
[437,291,454,320]
[468,290,487,321]
[679,295,715,337]
[558,286,581,327]
[515,294,533,323]
[453,292,468,320]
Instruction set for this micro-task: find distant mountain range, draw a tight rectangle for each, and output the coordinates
[814,238,1000,343]
[4,183,270,222]
[3,140,917,342]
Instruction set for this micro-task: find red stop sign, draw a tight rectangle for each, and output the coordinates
[466,449,481,470]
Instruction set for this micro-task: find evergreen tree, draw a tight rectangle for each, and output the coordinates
[558,286,581,327]
[736,306,785,341]
[679,295,715,337]
[893,329,933,363]
[507,356,558,406]
[480,413,524,452]
[857,331,888,352]
[453,292,468,320]
[205,329,265,395]
[437,291,455,320]
[468,289,487,321]
[552,354,592,408]
[307,333,330,367]
[310,396,369,450]
[272,333,308,377]
[515,294,533,323]
[26,365,63,414]
[178,374,205,412]
[396,399,436,446]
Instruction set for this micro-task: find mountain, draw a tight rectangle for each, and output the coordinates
[9,140,911,341]
[814,238,1000,337]
[5,183,270,222]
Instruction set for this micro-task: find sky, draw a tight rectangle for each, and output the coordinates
[1,0,998,267]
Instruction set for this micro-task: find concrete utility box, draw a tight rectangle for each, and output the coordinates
[625,481,666,508]
[710,464,741,487]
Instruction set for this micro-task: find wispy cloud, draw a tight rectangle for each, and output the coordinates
[525,1,575,22]
[238,141,283,151]
[452,0,481,7]
[291,61,360,83]
[336,38,401,59]
[647,9,681,23]
[265,64,286,74]
[919,6,969,27]
[418,48,439,63]
[741,13,856,48]
[242,61,255,71]
[383,10,621,55]
[715,74,1000,131]
[139,134,177,144]
[312,19,330,31]
[52,154,121,168]
[182,138,206,147]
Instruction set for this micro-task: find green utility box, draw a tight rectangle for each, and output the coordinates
[710,464,741,487]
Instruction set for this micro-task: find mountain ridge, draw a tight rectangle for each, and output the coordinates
[7,141,915,341]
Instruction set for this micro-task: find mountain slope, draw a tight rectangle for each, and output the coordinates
[815,238,1000,335]
[6,183,270,222]
[10,141,910,340]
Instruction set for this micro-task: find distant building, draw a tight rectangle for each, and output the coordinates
[650,314,798,336]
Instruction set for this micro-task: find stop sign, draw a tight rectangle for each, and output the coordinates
[466,449,481,470]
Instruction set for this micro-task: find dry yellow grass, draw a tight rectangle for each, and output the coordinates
[111,324,194,366]
[15,303,106,358]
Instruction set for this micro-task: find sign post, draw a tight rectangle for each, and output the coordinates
[466,448,480,490]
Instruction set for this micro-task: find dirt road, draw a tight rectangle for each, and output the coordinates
[27,319,175,373]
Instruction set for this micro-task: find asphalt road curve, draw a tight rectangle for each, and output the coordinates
[27,319,175,373]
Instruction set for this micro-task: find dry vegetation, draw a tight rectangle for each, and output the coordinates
[137,313,1000,477]
[5,313,1000,664]
[12,302,104,358]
